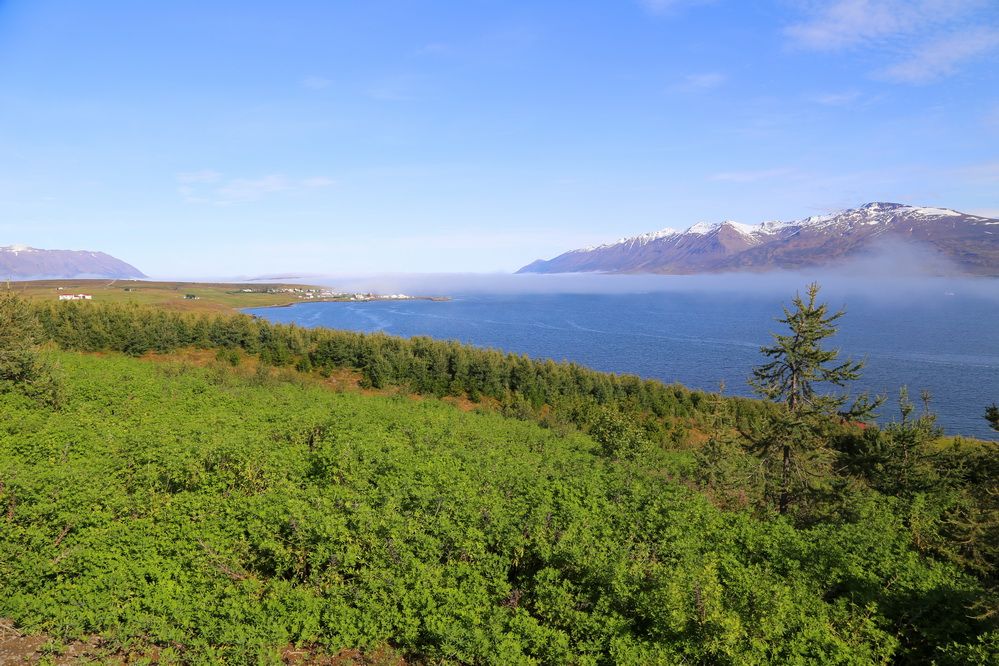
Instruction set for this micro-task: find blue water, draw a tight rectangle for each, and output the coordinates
[247,289,999,440]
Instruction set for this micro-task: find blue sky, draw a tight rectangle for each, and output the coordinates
[1,0,998,277]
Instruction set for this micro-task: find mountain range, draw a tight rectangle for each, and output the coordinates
[518,203,999,276]
[0,246,146,279]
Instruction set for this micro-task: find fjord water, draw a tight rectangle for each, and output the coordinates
[247,283,999,440]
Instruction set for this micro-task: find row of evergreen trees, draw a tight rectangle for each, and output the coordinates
[26,297,766,442]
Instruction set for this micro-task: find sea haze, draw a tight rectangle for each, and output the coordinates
[246,275,999,441]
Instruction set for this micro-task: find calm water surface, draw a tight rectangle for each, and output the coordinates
[247,289,999,440]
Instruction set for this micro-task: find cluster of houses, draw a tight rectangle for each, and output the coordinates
[238,287,317,295]
[57,293,93,301]
[338,292,413,301]
[236,287,413,302]
[239,287,338,299]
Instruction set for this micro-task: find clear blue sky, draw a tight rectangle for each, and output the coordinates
[2,0,998,277]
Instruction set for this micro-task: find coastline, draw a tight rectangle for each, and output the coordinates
[247,295,451,310]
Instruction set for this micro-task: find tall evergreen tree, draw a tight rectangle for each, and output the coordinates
[749,283,879,514]
[987,403,999,432]
[0,293,62,406]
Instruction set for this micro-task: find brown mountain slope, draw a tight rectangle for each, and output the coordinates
[0,246,146,279]
[518,203,999,276]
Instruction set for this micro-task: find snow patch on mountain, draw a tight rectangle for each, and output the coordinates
[582,228,679,251]
[911,207,960,217]
[517,202,999,276]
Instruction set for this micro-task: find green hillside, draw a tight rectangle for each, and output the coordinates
[1,295,996,664]
[0,351,993,664]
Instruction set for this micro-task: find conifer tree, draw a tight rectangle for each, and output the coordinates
[749,283,878,514]
[0,293,62,406]
[987,403,999,432]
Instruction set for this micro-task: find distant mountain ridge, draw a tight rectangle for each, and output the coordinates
[518,203,999,276]
[0,245,146,279]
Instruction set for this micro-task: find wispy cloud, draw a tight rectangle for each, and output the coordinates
[215,176,290,203]
[786,0,982,51]
[809,90,861,106]
[709,168,794,183]
[878,27,999,83]
[176,172,335,205]
[786,1,997,84]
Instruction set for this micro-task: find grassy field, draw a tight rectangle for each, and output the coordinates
[5,279,335,313]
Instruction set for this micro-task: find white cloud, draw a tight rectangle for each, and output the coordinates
[176,172,335,205]
[786,0,983,51]
[786,1,997,84]
[878,28,999,83]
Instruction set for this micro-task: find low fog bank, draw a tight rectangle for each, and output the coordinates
[286,271,998,304]
[160,241,998,303]
[247,240,992,301]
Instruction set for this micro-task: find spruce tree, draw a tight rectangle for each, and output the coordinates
[749,283,878,514]
[987,403,999,432]
[0,293,62,406]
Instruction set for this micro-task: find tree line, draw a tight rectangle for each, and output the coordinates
[24,297,766,442]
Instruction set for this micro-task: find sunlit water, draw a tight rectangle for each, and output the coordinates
[247,284,999,440]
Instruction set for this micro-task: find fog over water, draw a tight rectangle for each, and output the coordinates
[245,271,999,441]
[305,271,999,301]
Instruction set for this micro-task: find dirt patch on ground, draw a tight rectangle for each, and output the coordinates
[282,645,406,665]
[318,367,365,393]
[1,619,407,665]
[0,619,104,664]
[442,394,498,413]
[140,347,223,368]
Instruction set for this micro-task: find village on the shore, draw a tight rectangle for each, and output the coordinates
[237,287,419,302]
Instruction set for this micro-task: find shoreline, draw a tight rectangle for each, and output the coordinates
[247,295,451,310]
[7,278,450,313]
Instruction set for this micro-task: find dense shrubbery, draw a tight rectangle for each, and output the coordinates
[0,353,993,664]
[0,297,995,662]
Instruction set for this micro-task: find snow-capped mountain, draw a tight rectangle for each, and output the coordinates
[517,203,999,275]
[0,245,146,279]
